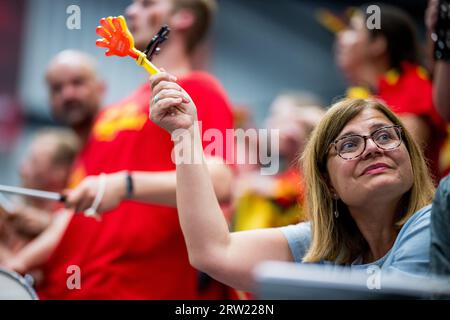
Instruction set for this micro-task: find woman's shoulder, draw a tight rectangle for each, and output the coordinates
[386,205,431,273]
[278,222,311,263]
[280,222,311,237]
[394,205,431,246]
[402,205,431,231]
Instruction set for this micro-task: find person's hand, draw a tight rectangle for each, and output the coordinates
[0,206,7,218]
[6,205,52,237]
[1,256,27,274]
[0,207,8,233]
[425,0,439,34]
[149,72,197,134]
[65,172,127,215]
[0,256,43,284]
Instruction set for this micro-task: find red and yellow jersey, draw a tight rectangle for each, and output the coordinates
[233,169,307,232]
[38,71,234,299]
[347,62,447,181]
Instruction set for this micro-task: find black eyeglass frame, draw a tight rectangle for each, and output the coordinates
[329,125,403,160]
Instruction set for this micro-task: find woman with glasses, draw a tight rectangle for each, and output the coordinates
[149,72,434,291]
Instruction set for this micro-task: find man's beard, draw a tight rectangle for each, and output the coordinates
[55,101,94,129]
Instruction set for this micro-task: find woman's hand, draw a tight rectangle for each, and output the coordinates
[425,0,439,34]
[149,72,197,134]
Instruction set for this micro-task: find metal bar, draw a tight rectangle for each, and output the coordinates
[0,185,65,202]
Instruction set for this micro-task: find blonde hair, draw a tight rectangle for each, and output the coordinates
[172,0,217,53]
[301,98,435,264]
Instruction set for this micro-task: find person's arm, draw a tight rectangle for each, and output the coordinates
[65,155,232,213]
[132,156,232,205]
[433,61,450,121]
[426,0,450,121]
[7,205,53,237]
[425,0,439,73]
[3,209,73,274]
[149,72,294,291]
[0,243,13,264]
[430,175,450,276]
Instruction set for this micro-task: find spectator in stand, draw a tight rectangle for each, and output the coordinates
[336,3,447,181]
[233,92,324,231]
[148,72,436,292]
[42,0,238,300]
[0,128,79,278]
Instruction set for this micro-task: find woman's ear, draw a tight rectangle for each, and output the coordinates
[169,9,195,31]
[324,174,339,199]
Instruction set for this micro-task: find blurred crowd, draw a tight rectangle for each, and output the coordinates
[0,0,449,299]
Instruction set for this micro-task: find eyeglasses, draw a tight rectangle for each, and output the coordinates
[330,125,403,160]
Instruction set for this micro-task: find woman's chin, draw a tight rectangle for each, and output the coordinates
[363,175,408,197]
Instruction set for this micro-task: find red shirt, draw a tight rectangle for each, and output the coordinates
[37,71,234,299]
[377,62,447,180]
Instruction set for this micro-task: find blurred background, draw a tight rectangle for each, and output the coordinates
[0,0,429,186]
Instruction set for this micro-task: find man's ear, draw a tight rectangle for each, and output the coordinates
[169,9,195,31]
[370,35,388,58]
[97,80,107,99]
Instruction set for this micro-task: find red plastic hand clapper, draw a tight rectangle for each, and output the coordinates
[96,16,139,59]
[95,15,159,75]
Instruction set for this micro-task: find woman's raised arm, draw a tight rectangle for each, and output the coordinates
[149,73,294,291]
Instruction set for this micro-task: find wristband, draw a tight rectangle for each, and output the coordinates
[85,173,106,218]
[125,171,134,199]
